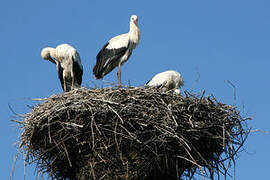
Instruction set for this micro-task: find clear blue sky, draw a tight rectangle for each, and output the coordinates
[2,0,269,179]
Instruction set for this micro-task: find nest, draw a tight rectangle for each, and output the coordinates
[18,87,249,180]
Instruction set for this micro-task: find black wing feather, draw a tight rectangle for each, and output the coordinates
[72,56,83,86]
[146,77,153,85]
[93,42,128,79]
[146,78,166,89]
[56,63,66,91]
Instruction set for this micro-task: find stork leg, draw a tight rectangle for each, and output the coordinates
[71,70,75,91]
[117,63,121,88]
[63,77,67,92]
[72,77,75,91]
[71,66,75,91]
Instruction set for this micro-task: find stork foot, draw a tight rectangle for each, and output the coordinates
[118,83,122,89]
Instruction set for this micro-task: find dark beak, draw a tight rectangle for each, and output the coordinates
[48,57,56,64]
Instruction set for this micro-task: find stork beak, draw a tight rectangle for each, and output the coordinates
[48,57,56,64]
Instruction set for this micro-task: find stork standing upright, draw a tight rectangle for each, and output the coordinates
[41,44,83,92]
[93,15,140,87]
[146,70,184,94]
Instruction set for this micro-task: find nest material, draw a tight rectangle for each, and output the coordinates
[19,87,249,180]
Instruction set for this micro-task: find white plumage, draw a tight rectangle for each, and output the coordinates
[93,15,140,87]
[146,70,184,94]
[41,44,83,92]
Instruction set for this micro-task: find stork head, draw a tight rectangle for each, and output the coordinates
[41,47,56,64]
[130,15,138,25]
[41,47,52,60]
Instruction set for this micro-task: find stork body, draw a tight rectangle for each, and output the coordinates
[93,15,140,87]
[146,70,184,94]
[41,44,83,92]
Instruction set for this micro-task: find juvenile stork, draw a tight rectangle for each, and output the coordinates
[41,44,83,92]
[93,15,140,87]
[146,70,184,94]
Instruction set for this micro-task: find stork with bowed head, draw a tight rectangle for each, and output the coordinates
[146,70,184,94]
[41,44,83,92]
[93,15,140,87]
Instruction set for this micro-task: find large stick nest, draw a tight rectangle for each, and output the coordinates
[18,87,249,180]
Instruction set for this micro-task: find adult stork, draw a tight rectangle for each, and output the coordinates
[146,70,184,94]
[41,44,83,92]
[93,15,140,87]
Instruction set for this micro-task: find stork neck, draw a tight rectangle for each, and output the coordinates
[129,22,140,47]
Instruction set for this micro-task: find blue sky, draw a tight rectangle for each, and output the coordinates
[2,0,270,179]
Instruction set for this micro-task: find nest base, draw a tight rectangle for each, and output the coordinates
[19,87,249,180]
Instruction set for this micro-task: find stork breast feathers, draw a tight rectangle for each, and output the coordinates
[106,33,129,50]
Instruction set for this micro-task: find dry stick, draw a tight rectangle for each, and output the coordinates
[183,146,205,180]
[119,124,142,143]
[63,122,83,128]
[223,123,226,150]
[9,152,19,180]
[48,117,52,144]
[179,133,214,177]
[126,160,129,179]
[114,115,120,153]
[23,151,26,180]
[91,114,95,150]
[176,155,203,173]
[85,104,98,150]
[8,103,26,118]
[175,157,179,180]
[108,105,124,124]
[39,133,79,155]
[89,162,96,180]
[92,98,120,105]
[160,97,178,127]
[11,119,24,124]
[62,142,72,167]
[190,67,201,92]
[226,80,237,106]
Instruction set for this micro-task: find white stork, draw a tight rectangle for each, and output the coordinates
[93,15,140,87]
[41,44,83,92]
[146,70,184,94]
